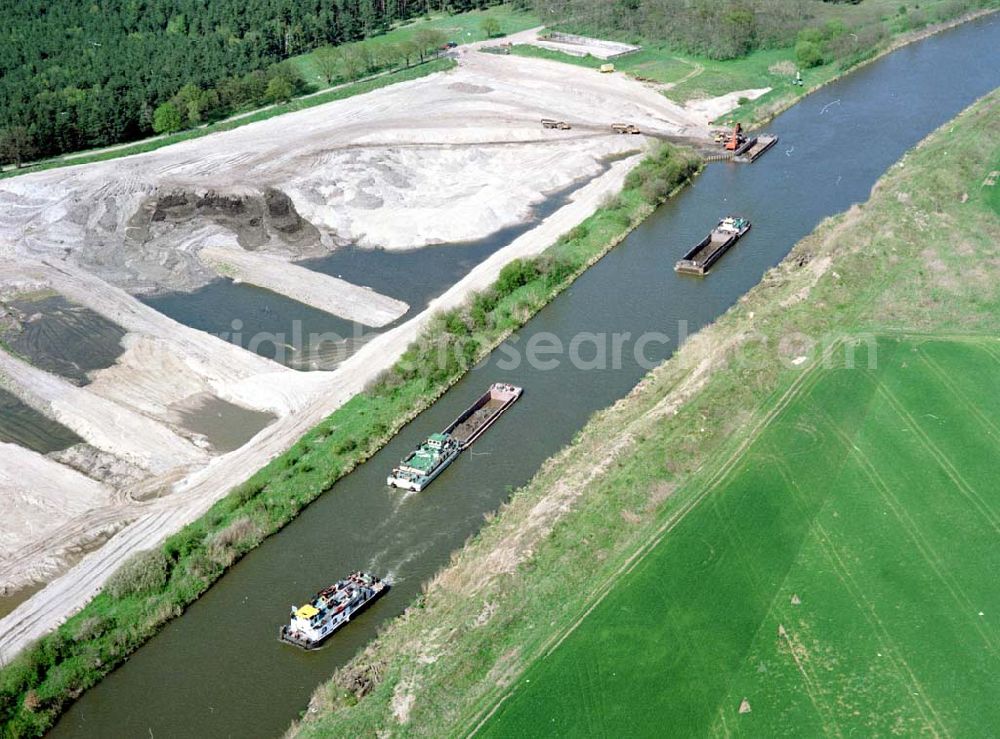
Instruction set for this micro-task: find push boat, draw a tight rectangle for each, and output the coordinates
[387,383,523,492]
[279,571,388,649]
[674,217,751,276]
[385,432,460,493]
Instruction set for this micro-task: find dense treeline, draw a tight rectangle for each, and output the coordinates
[0,0,519,164]
[533,0,986,60]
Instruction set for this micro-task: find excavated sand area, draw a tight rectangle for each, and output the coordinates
[0,45,707,660]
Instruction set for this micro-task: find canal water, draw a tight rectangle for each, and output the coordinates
[51,16,1000,738]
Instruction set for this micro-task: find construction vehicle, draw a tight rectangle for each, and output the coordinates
[611,123,641,135]
[599,63,615,73]
[724,122,746,151]
[541,118,572,130]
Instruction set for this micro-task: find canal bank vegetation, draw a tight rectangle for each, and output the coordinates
[0,145,700,738]
[291,91,1000,735]
[518,0,998,125]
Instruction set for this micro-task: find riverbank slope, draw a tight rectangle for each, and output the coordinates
[293,86,1000,738]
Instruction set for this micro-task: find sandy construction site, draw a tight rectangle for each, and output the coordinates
[0,32,725,660]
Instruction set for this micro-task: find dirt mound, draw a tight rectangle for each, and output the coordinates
[132,186,321,251]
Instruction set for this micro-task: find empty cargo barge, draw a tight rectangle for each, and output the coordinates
[675,217,751,276]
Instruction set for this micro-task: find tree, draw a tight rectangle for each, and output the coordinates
[398,39,419,67]
[356,41,377,73]
[265,75,294,103]
[0,126,36,168]
[718,4,756,59]
[313,46,341,85]
[377,43,402,71]
[341,45,365,79]
[481,16,502,38]
[152,103,183,134]
[413,29,447,62]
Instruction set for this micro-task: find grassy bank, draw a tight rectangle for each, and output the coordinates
[291,8,538,85]
[514,1,997,127]
[0,145,700,738]
[0,58,455,182]
[292,90,1000,736]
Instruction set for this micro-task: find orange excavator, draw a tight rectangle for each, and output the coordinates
[724,122,746,151]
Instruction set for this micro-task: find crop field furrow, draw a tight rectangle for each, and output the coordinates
[810,523,950,736]
[813,401,1000,656]
[874,383,1000,535]
[915,352,1000,442]
[736,459,938,736]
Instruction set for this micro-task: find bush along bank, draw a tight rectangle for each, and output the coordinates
[0,143,701,738]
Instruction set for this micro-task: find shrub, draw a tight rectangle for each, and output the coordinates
[104,549,170,600]
[206,517,264,567]
[496,259,541,295]
[796,39,825,68]
[73,616,106,643]
[336,437,358,454]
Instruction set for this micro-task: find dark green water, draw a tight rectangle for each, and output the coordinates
[1,295,126,385]
[50,15,1000,738]
[0,387,82,454]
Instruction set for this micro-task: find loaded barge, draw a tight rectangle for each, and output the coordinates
[387,383,523,492]
[734,134,779,163]
[279,571,388,649]
[675,217,751,276]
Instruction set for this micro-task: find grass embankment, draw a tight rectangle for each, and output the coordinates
[292,90,1000,736]
[515,0,997,126]
[0,146,700,738]
[0,58,455,182]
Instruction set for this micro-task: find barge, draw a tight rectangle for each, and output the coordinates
[444,382,523,449]
[387,383,523,492]
[279,571,388,649]
[735,134,779,163]
[675,217,751,276]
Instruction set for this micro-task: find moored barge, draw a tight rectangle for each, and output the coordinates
[279,571,388,649]
[675,217,751,276]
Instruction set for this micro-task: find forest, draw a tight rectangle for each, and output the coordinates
[0,0,988,165]
[0,0,521,164]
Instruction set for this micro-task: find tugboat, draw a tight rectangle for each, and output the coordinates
[387,383,523,493]
[279,572,388,649]
[386,432,461,492]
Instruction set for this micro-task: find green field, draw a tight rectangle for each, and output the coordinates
[291,8,539,85]
[482,335,1000,736]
